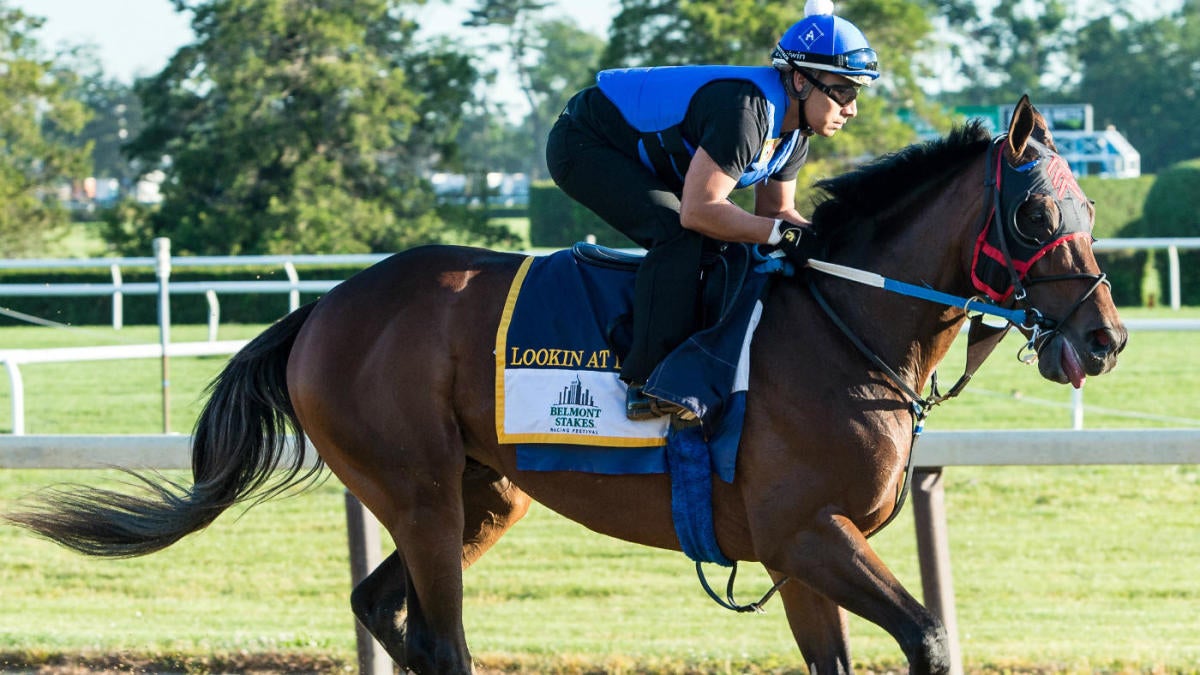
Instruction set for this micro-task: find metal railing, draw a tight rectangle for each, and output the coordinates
[0,249,389,329]
[1091,236,1200,310]
[0,238,1196,330]
[1,319,1188,437]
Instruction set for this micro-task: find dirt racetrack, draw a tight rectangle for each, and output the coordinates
[0,652,1103,675]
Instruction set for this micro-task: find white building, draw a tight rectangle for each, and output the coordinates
[906,103,1141,178]
[985,103,1140,178]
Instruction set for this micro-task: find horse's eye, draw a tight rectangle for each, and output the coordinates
[1014,197,1060,245]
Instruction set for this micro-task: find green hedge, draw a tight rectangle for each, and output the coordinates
[32,169,1167,326]
[526,180,758,249]
[0,264,369,327]
[1080,161,1200,308]
[1078,174,1158,307]
[1078,174,1155,240]
[527,181,632,249]
[1135,159,1200,306]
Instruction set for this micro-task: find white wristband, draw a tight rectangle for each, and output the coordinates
[767,218,784,245]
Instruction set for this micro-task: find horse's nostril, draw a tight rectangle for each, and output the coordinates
[1090,327,1124,356]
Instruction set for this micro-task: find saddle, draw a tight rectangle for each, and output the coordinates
[568,241,772,566]
[570,241,755,360]
[498,240,770,445]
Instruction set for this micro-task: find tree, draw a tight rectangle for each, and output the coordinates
[1073,1,1200,173]
[601,0,794,69]
[930,0,1069,104]
[518,18,605,178]
[0,3,91,257]
[599,0,933,179]
[463,2,604,179]
[73,76,145,194]
[119,0,486,256]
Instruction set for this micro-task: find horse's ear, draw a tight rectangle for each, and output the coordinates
[1030,109,1057,152]
[1006,94,1035,163]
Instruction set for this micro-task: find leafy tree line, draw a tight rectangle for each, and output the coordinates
[116,0,498,255]
[933,0,1200,175]
[1,0,1196,258]
[0,4,90,257]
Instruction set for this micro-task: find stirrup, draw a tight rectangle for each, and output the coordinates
[625,383,660,420]
[625,384,697,422]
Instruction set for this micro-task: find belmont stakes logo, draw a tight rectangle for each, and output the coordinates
[549,376,601,434]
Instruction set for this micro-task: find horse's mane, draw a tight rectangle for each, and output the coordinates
[811,120,994,253]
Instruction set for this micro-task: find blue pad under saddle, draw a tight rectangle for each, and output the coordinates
[494,244,777,565]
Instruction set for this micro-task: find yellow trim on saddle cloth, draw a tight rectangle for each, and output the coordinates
[494,255,667,447]
[494,256,534,445]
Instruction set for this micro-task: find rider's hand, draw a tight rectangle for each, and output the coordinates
[771,219,821,268]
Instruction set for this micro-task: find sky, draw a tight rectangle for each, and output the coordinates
[20,1,1182,97]
[16,0,618,111]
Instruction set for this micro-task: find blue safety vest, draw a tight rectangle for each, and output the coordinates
[596,65,800,189]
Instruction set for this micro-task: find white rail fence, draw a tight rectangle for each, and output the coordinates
[2,429,1198,675]
[0,247,388,330]
[1,319,1190,437]
[0,341,248,435]
[1092,237,1200,310]
[0,237,1196,436]
[0,238,1195,331]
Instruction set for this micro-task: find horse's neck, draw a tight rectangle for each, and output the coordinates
[814,181,981,395]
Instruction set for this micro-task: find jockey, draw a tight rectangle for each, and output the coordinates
[545,0,879,420]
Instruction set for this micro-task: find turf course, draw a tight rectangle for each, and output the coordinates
[0,309,1197,673]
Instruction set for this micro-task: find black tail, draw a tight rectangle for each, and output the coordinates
[5,303,322,558]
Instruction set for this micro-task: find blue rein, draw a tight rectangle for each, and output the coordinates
[803,258,1034,327]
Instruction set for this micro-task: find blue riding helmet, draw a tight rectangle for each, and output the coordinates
[771,5,880,86]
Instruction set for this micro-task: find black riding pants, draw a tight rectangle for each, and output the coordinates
[546,108,703,384]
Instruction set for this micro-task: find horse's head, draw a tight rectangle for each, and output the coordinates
[971,95,1127,388]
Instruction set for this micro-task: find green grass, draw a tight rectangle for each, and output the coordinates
[0,310,1198,673]
[928,306,1200,431]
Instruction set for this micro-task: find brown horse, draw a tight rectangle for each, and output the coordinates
[7,97,1126,674]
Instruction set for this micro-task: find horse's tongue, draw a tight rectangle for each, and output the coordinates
[1062,342,1086,389]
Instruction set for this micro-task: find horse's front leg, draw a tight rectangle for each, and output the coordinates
[766,568,851,675]
[764,506,950,675]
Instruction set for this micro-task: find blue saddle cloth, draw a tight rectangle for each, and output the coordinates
[496,243,777,565]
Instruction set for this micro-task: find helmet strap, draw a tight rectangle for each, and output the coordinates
[783,68,815,136]
[799,114,814,137]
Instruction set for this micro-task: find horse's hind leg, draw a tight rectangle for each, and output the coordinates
[380,455,471,674]
[351,459,530,670]
[767,569,851,675]
[460,460,532,567]
[351,551,410,662]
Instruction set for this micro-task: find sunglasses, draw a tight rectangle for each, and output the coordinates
[798,69,861,107]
